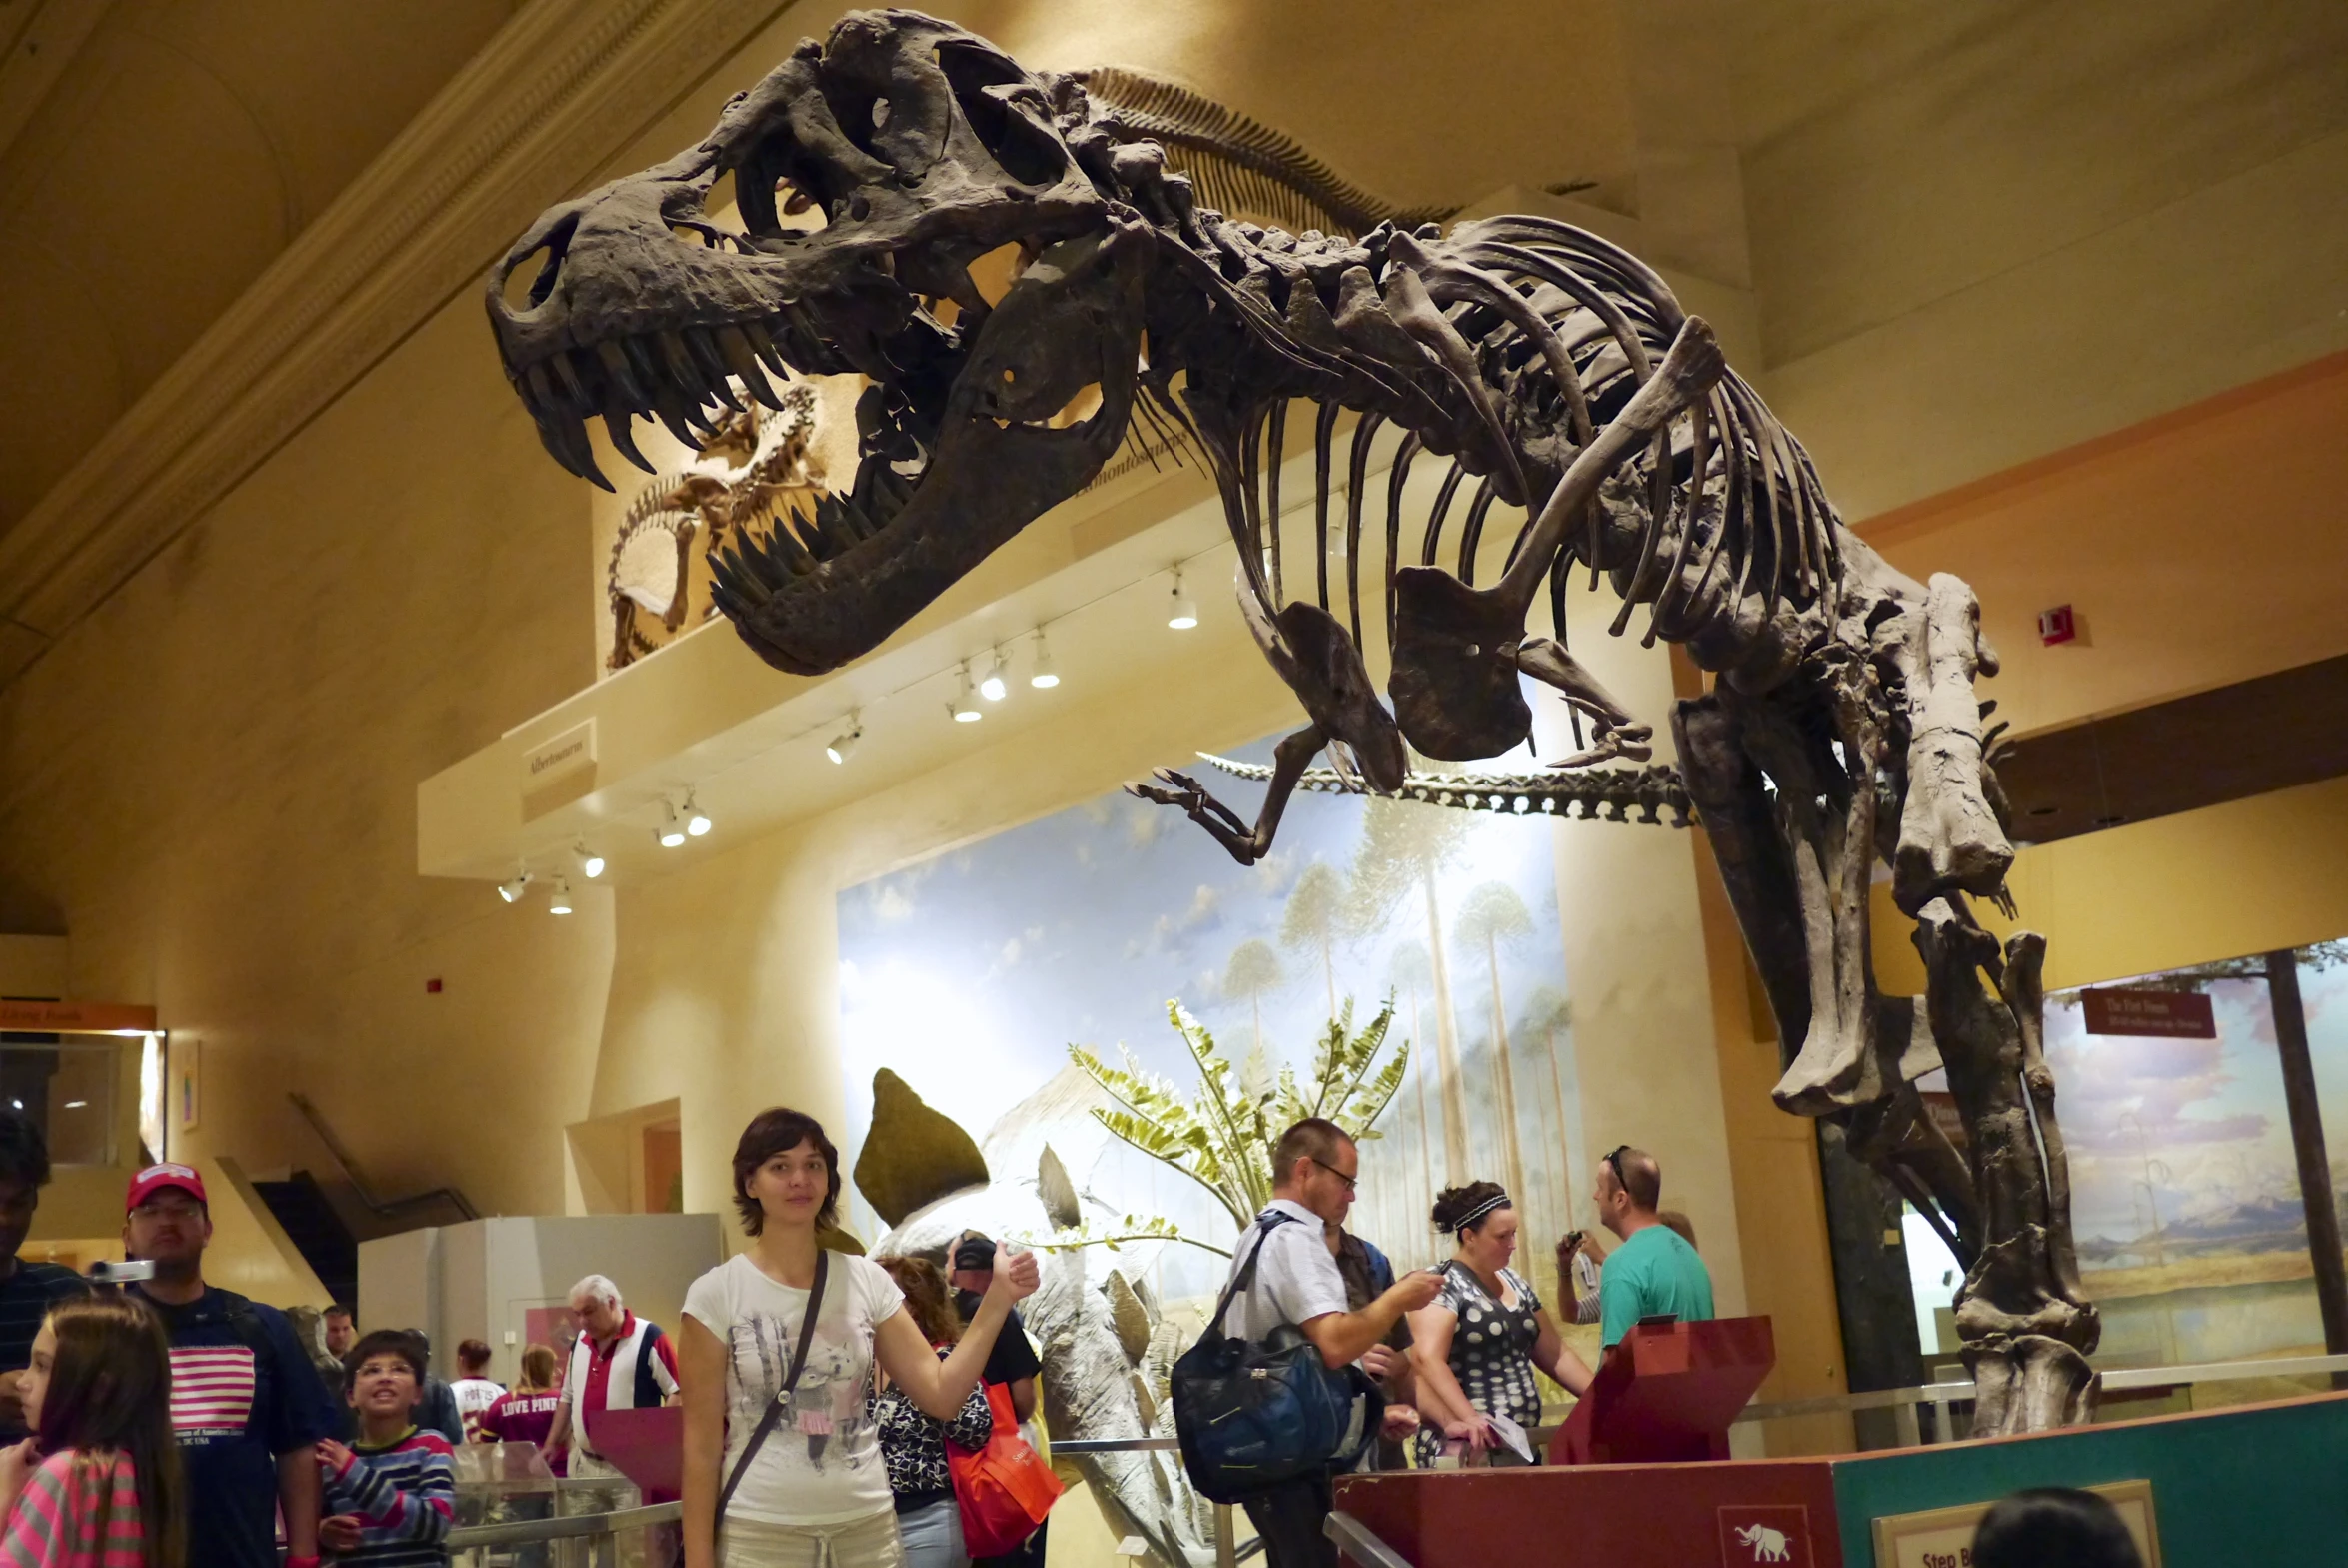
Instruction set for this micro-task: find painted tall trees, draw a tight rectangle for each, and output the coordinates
[1347,796,1471,1180]
[1282,860,1345,1023]
[1223,938,1284,1061]
[1457,879,1534,1214]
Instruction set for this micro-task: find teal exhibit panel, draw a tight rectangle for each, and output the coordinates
[1332,1392,2348,1567]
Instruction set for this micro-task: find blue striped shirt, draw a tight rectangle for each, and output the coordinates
[320,1427,455,1566]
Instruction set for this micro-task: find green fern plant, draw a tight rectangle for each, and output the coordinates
[1071,996,1409,1234]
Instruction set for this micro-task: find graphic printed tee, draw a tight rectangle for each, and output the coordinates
[476,1390,567,1475]
[132,1285,339,1568]
[682,1252,905,1526]
[447,1377,505,1440]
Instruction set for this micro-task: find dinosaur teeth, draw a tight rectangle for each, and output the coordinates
[602,401,655,474]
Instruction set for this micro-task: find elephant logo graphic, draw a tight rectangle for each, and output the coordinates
[1717,1507,1809,1567]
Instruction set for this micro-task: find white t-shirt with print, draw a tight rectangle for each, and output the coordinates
[682,1251,906,1526]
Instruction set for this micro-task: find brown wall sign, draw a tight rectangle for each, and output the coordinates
[0,999,158,1034]
[2082,987,2216,1038]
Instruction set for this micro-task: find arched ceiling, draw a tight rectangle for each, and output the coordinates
[0,0,521,534]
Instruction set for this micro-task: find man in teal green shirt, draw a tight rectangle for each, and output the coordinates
[1590,1146,1714,1348]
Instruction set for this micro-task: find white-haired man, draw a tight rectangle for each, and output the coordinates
[545,1273,682,1484]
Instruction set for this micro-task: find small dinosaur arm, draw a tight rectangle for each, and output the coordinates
[486,9,2095,1431]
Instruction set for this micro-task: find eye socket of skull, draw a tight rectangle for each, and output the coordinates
[495,213,578,315]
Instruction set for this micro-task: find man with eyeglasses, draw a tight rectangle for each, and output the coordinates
[124,1163,339,1568]
[1567,1145,1713,1350]
[1215,1118,1441,1568]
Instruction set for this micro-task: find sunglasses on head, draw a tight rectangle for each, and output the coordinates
[1604,1145,1630,1192]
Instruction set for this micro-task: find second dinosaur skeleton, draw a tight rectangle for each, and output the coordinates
[486,9,2095,1433]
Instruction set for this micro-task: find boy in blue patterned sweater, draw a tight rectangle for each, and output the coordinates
[315,1329,456,1566]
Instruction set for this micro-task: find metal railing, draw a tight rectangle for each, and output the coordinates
[440,1357,2348,1568]
[289,1090,479,1220]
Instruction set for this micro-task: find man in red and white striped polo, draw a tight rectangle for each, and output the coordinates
[544,1272,681,1482]
[124,1162,341,1568]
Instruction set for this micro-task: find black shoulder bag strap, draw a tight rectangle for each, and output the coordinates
[716,1249,829,1528]
[1203,1212,1295,1340]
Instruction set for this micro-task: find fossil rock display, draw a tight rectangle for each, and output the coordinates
[490,9,2094,1435]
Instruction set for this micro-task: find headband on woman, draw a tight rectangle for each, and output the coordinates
[1439,1190,1513,1235]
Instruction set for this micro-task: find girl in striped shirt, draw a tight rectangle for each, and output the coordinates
[0,1293,187,1568]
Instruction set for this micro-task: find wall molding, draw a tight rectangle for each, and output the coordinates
[0,0,794,684]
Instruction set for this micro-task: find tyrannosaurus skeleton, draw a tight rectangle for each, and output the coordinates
[485,9,2095,1433]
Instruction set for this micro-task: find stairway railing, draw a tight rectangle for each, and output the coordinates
[288,1091,479,1221]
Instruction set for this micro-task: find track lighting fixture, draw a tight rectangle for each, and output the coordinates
[548,877,574,915]
[951,663,983,723]
[1030,629,1060,689]
[656,799,687,848]
[826,713,862,765]
[497,870,533,904]
[684,788,712,837]
[575,842,605,879]
[980,647,1010,703]
[1167,570,1198,630]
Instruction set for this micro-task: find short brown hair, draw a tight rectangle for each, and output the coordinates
[457,1338,492,1372]
[1658,1209,1697,1250]
[876,1255,963,1346]
[732,1107,842,1236]
[1271,1118,1351,1188]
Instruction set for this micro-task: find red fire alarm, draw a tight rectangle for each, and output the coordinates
[425,977,444,994]
[2037,605,2077,646]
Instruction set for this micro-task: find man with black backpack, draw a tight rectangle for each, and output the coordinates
[1204,1119,1441,1568]
[124,1162,341,1568]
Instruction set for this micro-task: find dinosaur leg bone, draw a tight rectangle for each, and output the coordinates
[1882,573,2014,913]
[1128,723,1328,867]
[1514,638,1654,767]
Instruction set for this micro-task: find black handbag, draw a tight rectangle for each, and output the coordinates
[1172,1212,1384,1504]
[715,1249,828,1544]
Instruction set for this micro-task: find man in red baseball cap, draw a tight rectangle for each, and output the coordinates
[124,1162,338,1568]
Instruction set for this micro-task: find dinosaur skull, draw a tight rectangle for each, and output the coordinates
[486,11,1147,674]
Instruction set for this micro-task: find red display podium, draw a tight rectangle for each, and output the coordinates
[1551,1316,1776,1465]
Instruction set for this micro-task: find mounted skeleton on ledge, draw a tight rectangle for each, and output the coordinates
[486,8,2095,1434]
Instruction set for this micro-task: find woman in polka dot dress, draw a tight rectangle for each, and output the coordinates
[1407,1183,1595,1466]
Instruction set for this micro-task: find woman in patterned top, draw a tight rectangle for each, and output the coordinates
[1407,1183,1594,1466]
[0,1293,186,1567]
[869,1259,993,1568]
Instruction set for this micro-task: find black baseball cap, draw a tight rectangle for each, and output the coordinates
[952,1233,997,1272]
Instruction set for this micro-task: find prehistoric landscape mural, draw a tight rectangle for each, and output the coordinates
[836,726,1586,1303]
[1907,941,2348,1375]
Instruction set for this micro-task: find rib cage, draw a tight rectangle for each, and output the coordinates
[1168,212,1844,672]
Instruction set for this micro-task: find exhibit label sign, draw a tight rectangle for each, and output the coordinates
[522,718,597,785]
[1870,1479,2159,1567]
[0,999,157,1033]
[2082,987,2215,1037]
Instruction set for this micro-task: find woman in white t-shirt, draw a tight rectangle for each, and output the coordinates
[681,1107,1039,1568]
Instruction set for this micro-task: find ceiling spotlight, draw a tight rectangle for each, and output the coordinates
[656,799,687,848]
[951,663,984,723]
[1167,570,1198,630]
[1030,629,1059,689]
[574,842,605,879]
[980,647,1010,703]
[826,713,862,766]
[497,870,533,904]
[548,877,574,915]
[684,789,712,837]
